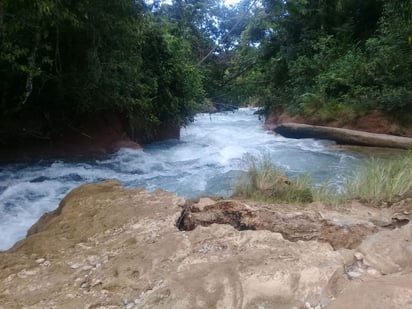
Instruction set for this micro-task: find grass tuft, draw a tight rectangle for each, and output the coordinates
[234,154,313,204]
[233,152,412,206]
[343,153,412,204]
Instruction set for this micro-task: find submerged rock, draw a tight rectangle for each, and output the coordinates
[0,181,411,308]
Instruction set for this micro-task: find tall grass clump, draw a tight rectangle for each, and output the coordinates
[343,152,412,204]
[234,154,313,203]
[234,152,412,206]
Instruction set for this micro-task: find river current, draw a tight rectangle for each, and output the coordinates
[0,108,361,250]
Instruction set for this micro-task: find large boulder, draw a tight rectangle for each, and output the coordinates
[0,181,411,308]
[0,181,344,308]
[328,223,412,309]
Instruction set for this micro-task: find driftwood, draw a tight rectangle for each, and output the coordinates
[274,123,412,149]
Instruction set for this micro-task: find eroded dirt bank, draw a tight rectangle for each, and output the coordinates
[0,113,180,164]
[0,181,412,308]
[265,110,412,137]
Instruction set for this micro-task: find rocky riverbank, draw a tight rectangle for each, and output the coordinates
[1,180,411,308]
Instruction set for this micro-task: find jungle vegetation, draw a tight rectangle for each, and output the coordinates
[1,0,411,143]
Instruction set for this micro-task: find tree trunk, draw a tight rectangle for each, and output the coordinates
[274,123,412,149]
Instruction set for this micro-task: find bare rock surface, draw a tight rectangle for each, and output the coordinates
[0,180,411,308]
[178,200,379,249]
[328,222,412,309]
[357,223,412,275]
[328,273,412,309]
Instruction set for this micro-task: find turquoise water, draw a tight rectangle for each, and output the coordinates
[0,108,361,250]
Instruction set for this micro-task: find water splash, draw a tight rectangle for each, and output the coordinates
[0,108,361,250]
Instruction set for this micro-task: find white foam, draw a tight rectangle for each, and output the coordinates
[0,180,67,250]
[0,108,362,250]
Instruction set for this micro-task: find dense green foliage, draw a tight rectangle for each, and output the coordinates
[230,0,412,120]
[0,0,204,142]
[1,0,411,144]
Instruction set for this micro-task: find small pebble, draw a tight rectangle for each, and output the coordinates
[354,252,364,261]
[91,279,102,287]
[305,302,312,309]
[70,263,82,269]
[81,265,93,271]
[35,258,45,264]
[80,281,90,289]
[367,268,381,276]
[42,260,51,267]
[347,271,362,279]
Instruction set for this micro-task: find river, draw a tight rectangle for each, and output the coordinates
[0,108,362,250]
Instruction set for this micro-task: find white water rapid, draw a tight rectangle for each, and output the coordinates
[0,108,362,250]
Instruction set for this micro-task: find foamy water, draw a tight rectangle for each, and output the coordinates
[0,108,361,250]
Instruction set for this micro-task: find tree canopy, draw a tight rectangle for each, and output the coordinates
[226,0,412,123]
[1,0,411,145]
[0,0,204,142]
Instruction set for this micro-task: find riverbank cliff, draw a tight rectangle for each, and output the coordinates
[265,110,412,137]
[0,113,180,164]
[265,110,412,149]
[1,180,411,308]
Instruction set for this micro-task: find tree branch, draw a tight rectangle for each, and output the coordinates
[21,45,38,105]
[197,0,257,66]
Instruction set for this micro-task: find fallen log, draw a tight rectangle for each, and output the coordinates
[274,123,412,149]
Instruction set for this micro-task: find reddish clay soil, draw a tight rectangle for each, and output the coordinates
[265,110,412,137]
[0,114,180,163]
[0,114,140,163]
